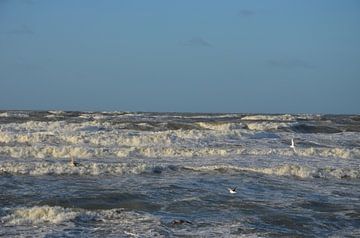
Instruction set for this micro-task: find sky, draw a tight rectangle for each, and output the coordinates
[0,0,359,113]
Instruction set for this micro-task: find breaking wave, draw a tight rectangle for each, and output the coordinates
[183,164,360,179]
[1,205,163,237]
[245,121,292,131]
[0,144,358,159]
[196,122,245,131]
[1,206,78,225]
[0,161,152,176]
[241,114,297,121]
[0,119,358,160]
[1,161,359,179]
[0,112,29,118]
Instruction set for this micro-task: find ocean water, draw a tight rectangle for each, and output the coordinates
[0,110,359,237]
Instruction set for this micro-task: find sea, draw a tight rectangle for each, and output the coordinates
[0,110,359,237]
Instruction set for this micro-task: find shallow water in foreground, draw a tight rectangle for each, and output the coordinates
[0,111,359,237]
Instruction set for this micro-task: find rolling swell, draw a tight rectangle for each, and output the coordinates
[1,111,359,238]
[290,123,342,134]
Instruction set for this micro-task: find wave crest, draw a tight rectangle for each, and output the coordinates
[241,114,297,121]
[2,206,77,225]
[0,145,358,159]
[1,205,163,237]
[0,161,150,176]
[1,161,359,179]
[183,164,360,179]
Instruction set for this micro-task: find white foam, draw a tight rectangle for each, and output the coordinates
[0,146,95,159]
[196,122,244,131]
[1,160,358,179]
[245,121,292,131]
[2,206,77,225]
[0,112,29,118]
[0,119,359,160]
[183,164,360,179]
[1,206,163,237]
[45,114,58,118]
[0,141,358,160]
[241,114,296,121]
[0,161,149,176]
[78,113,93,119]
[48,110,64,115]
[182,114,239,119]
[297,147,360,159]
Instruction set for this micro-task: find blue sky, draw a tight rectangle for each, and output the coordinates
[0,0,359,113]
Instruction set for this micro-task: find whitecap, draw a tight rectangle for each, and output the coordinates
[241,114,296,121]
[1,206,77,225]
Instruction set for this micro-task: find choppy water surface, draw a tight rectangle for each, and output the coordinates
[0,111,359,237]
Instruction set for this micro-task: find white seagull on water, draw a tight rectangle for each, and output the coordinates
[290,138,297,153]
[228,187,237,194]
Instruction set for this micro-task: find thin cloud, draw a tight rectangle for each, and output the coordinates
[181,37,212,47]
[267,59,316,69]
[6,25,34,35]
[237,9,255,17]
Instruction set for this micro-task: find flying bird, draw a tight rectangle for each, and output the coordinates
[228,187,237,194]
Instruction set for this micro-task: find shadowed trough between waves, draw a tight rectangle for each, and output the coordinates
[0,110,359,237]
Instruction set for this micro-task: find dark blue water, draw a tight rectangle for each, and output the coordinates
[0,111,359,237]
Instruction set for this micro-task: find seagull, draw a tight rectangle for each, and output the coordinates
[228,187,237,194]
[70,157,80,167]
[290,138,297,153]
